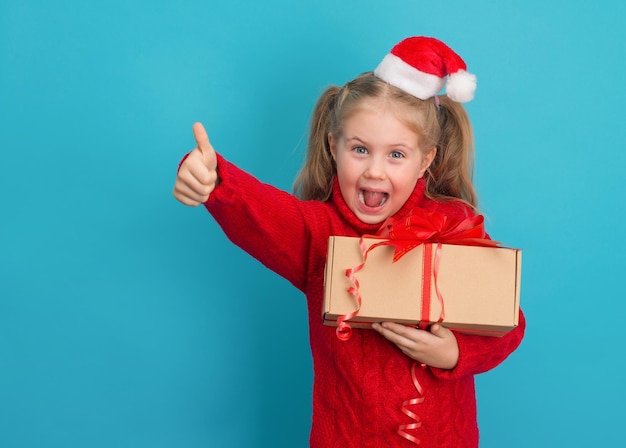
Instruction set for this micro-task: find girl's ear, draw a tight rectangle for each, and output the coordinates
[420,147,437,177]
[328,133,336,160]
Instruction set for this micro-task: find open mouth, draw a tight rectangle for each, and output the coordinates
[359,190,388,208]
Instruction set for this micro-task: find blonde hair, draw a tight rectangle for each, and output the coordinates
[293,72,478,208]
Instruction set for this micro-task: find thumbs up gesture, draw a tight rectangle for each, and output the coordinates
[173,122,219,206]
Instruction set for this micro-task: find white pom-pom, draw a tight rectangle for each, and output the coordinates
[446,70,477,103]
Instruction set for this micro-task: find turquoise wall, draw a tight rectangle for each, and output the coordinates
[2,1,625,446]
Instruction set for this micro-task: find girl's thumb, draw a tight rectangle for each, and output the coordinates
[192,122,217,169]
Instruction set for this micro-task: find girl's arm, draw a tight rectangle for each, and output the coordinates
[173,123,326,292]
[204,154,317,291]
[429,310,526,379]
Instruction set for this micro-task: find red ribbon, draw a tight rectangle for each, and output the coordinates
[397,362,427,444]
[419,243,436,330]
[376,207,500,259]
[336,238,370,341]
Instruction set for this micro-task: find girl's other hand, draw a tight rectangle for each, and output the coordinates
[372,322,459,369]
[173,122,219,206]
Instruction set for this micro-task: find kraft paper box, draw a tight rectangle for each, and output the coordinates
[323,236,521,336]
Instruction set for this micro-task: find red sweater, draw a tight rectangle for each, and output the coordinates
[203,154,525,447]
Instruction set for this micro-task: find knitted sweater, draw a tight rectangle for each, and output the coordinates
[203,154,525,447]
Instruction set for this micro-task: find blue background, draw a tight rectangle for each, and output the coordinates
[2,1,625,447]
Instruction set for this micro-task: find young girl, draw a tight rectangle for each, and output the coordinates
[173,36,525,447]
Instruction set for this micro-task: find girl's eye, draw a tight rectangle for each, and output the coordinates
[354,146,368,154]
[390,151,405,159]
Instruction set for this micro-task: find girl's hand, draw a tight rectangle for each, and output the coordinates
[372,322,459,369]
[173,122,219,206]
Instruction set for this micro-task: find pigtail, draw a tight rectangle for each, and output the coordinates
[425,95,478,208]
[293,86,341,201]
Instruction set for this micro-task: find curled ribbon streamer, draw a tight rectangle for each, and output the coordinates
[397,362,426,445]
[336,237,370,340]
[339,236,402,340]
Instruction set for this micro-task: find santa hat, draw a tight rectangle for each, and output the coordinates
[374,36,476,102]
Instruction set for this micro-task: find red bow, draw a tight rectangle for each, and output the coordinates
[373,208,500,262]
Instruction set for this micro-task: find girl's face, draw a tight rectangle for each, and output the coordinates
[329,102,436,225]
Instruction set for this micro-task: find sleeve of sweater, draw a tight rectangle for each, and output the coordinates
[201,153,320,292]
[430,309,526,379]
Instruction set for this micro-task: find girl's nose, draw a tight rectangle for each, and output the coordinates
[364,157,386,180]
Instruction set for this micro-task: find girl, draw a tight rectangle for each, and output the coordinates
[173,36,525,447]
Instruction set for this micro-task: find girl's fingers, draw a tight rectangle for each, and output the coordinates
[373,322,421,348]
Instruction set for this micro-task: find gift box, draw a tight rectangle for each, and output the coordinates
[323,236,521,337]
